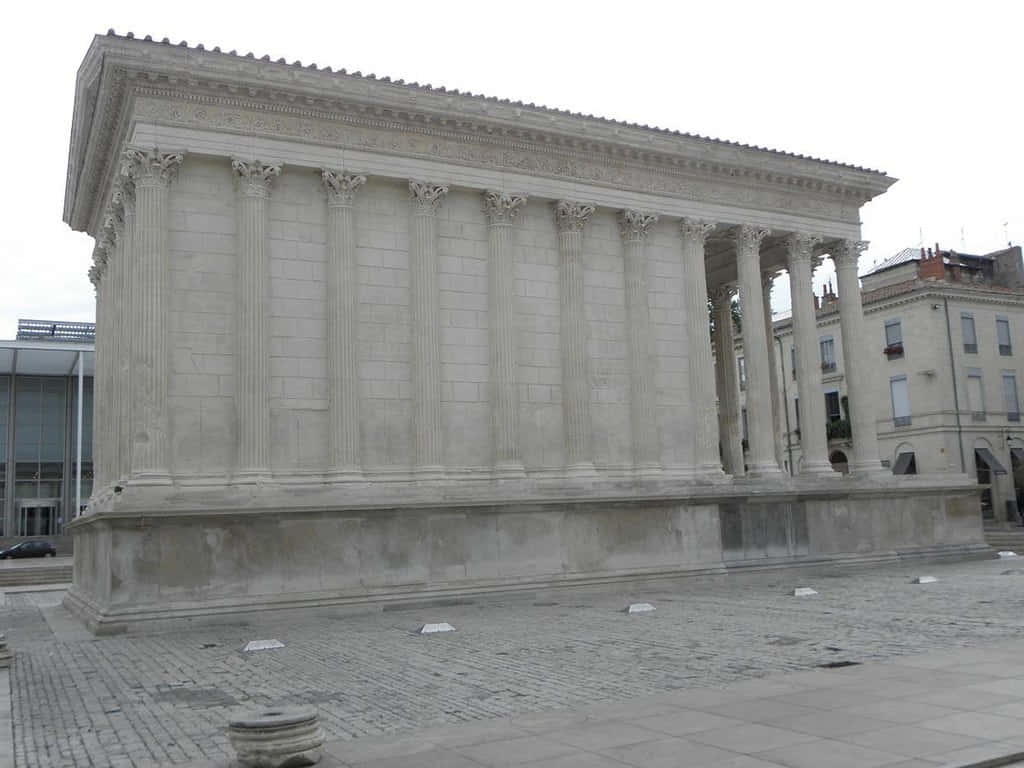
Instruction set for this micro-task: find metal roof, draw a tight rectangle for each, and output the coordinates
[16,319,95,343]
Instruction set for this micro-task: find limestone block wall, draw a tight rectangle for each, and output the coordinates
[152,156,698,483]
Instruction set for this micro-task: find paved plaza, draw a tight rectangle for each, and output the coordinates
[6,555,1024,767]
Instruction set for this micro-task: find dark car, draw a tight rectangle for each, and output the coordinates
[0,540,57,559]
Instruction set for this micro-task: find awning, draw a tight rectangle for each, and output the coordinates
[892,452,916,475]
[975,447,1008,475]
[1011,447,1024,466]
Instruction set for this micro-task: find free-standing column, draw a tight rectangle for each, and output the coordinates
[833,240,884,474]
[555,200,596,476]
[680,218,722,476]
[619,210,661,476]
[409,181,449,478]
[123,148,182,482]
[90,242,109,491]
[103,206,124,490]
[484,191,527,477]
[322,169,366,480]
[735,225,782,476]
[711,285,744,476]
[232,159,281,480]
[762,270,786,470]
[786,232,833,475]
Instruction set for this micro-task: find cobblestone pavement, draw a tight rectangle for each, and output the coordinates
[6,556,1024,768]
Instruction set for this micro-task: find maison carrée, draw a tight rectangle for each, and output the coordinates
[62,31,987,632]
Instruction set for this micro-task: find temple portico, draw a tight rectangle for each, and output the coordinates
[62,32,985,632]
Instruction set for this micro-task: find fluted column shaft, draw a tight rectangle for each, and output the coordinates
[762,271,786,469]
[409,181,448,477]
[105,209,123,490]
[712,287,744,475]
[117,184,135,483]
[680,218,722,475]
[555,201,596,475]
[834,240,884,474]
[619,210,660,474]
[232,159,281,479]
[124,148,182,481]
[484,191,527,476]
[735,225,782,476]
[786,233,833,475]
[89,251,107,491]
[322,170,366,479]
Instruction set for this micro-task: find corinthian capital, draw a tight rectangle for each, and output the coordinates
[784,232,824,265]
[321,169,366,206]
[553,200,595,233]
[409,180,449,214]
[679,217,716,243]
[734,224,771,253]
[762,268,782,292]
[232,159,282,198]
[123,147,184,188]
[483,190,528,225]
[709,283,735,308]
[832,239,869,270]
[617,210,658,241]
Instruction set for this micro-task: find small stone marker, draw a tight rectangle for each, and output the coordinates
[792,587,818,597]
[243,639,285,652]
[417,622,455,634]
[912,576,939,584]
[228,706,324,767]
[0,634,11,669]
[624,603,656,614]
[997,551,1019,559]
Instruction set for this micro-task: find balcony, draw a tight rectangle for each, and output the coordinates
[884,343,904,360]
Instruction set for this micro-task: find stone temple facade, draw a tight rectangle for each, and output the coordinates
[64,32,987,632]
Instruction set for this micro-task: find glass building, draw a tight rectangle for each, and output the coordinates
[0,320,94,538]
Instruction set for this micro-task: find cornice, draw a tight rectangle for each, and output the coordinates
[66,33,897,235]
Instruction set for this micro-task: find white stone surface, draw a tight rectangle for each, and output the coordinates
[912,576,939,584]
[792,587,818,597]
[624,603,656,614]
[243,639,286,652]
[417,623,456,634]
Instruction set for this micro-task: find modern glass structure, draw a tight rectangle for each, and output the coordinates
[1,320,94,537]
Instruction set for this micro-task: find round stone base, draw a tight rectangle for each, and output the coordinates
[227,707,324,768]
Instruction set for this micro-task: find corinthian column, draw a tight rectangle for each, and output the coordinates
[834,240,884,474]
[409,181,448,478]
[554,200,596,477]
[735,225,782,476]
[618,210,660,476]
[762,270,786,470]
[322,169,366,480]
[232,159,281,480]
[786,232,833,475]
[680,218,722,476]
[103,205,125,490]
[114,180,136,484]
[484,191,527,477]
[122,148,182,482]
[711,285,743,476]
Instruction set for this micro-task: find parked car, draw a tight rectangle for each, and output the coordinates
[0,540,57,559]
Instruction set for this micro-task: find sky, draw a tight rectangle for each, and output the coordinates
[1,1,1020,338]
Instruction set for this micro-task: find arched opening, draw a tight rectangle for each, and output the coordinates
[829,450,849,474]
[892,442,917,475]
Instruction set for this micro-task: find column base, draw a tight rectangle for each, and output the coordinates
[126,472,174,487]
[745,462,785,479]
[232,469,274,485]
[694,464,731,483]
[325,468,366,483]
[412,465,447,481]
[799,460,838,477]
[492,461,527,480]
[633,463,663,480]
[564,462,599,479]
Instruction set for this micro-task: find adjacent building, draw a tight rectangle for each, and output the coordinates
[728,244,1024,526]
[0,319,94,540]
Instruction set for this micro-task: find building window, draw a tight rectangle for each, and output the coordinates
[741,407,748,441]
[997,317,1012,356]
[13,376,67,536]
[794,397,800,432]
[825,391,842,423]
[890,375,911,427]
[820,337,836,372]
[967,368,985,421]
[790,346,797,380]
[962,313,978,354]
[737,356,746,391]
[1004,372,1020,422]
[884,319,903,359]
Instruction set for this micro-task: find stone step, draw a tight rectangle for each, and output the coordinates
[0,566,72,588]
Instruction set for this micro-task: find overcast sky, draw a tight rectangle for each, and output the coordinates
[1,1,1020,338]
